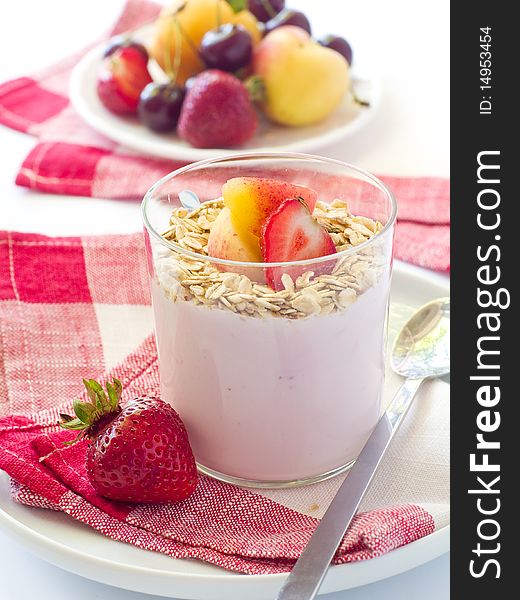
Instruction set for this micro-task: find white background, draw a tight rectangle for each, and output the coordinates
[0,0,449,598]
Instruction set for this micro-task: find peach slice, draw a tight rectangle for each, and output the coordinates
[207,207,261,262]
[222,177,318,257]
[207,207,263,280]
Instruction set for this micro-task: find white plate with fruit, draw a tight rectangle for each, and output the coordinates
[70,0,380,161]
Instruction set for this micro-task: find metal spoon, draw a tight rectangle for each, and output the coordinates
[275,297,450,600]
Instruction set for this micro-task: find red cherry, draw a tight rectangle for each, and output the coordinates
[200,24,253,72]
[248,0,285,23]
[319,35,353,65]
[138,83,186,132]
[264,9,312,35]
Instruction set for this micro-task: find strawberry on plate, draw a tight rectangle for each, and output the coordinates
[97,46,152,115]
[103,35,149,62]
[61,379,197,503]
[262,197,337,290]
[177,69,258,148]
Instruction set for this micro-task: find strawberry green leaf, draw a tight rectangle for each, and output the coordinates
[245,75,266,103]
[73,399,97,424]
[83,379,111,412]
[83,378,101,407]
[60,377,124,442]
[60,417,87,431]
[63,436,83,445]
[106,379,122,411]
[226,0,247,13]
[86,378,105,396]
[113,378,123,398]
[82,378,97,397]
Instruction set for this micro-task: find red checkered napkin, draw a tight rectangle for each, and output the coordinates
[0,0,450,272]
[0,230,437,574]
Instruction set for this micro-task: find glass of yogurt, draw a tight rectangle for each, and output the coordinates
[142,153,397,488]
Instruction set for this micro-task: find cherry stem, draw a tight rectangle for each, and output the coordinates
[260,0,277,19]
[352,90,370,107]
[170,18,183,84]
[177,20,203,60]
[159,11,202,71]
[164,18,175,78]
[245,75,266,103]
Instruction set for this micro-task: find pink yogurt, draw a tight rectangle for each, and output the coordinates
[151,267,390,483]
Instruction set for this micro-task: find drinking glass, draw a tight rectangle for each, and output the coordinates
[142,153,397,487]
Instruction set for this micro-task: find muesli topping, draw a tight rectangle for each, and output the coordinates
[155,199,384,318]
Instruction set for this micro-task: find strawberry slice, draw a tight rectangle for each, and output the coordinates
[97,46,152,115]
[222,176,318,259]
[262,197,337,290]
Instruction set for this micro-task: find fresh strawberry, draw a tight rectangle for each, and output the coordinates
[97,46,152,115]
[103,35,149,62]
[262,197,337,290]
[61,379,197,503]
[177,70,257,148]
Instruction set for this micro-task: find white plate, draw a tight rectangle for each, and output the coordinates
[69,24,381,162]
[0,261,449,600]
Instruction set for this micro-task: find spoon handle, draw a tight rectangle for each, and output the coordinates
[275,377,424,600]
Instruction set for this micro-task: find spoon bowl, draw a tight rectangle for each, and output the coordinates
[391,297,450,379]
